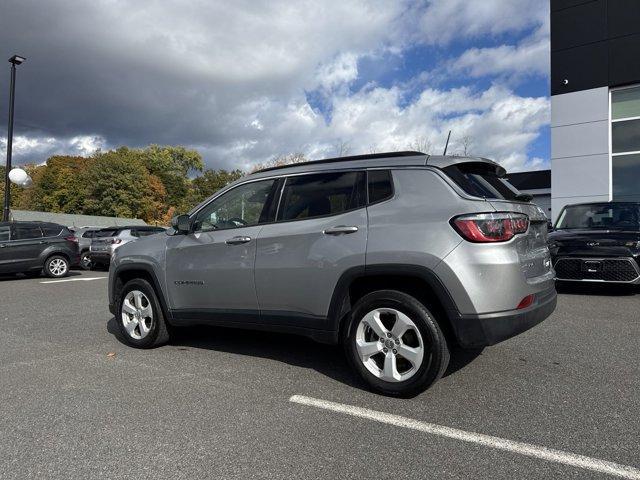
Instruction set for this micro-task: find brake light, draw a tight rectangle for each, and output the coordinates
[111,238,122,244]
[451,212,529,243]
[65,235,78,243]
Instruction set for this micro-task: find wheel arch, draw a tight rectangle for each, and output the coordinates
[111,263,172,323]
[328,264,462,346]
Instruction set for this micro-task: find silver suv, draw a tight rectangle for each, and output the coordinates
[90,226,165,269]
[108,152,556,396]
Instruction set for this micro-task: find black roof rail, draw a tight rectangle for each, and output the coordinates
[254,150,427,173]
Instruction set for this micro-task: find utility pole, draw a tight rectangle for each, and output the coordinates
[3,55,26,222]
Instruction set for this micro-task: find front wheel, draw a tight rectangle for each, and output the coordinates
[117,278,170,348]
[44,255,70,278]
[345,290,450,397]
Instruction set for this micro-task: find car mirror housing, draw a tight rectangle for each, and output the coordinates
[171,214,191,234]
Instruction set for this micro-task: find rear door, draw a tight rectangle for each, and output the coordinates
[254,171,367,327]
[6,225,45,271]
[0,226,12,272]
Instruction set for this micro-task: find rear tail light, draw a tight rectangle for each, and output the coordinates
[451,212,529,243]
[517,294,535,310]
[111,238,122,244]
[65,235,78,243]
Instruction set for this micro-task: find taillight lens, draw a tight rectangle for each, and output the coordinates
[451,212,529,243]
[65,235,78,243]
[111,238,122,244]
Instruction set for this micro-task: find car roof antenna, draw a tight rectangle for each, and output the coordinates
[442,130,452,156]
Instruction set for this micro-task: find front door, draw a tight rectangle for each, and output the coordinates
[3,224,44,273]
[166,178,278,314]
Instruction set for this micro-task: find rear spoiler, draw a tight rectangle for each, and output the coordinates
[426,155,507,177]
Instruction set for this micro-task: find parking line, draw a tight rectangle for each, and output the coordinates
[289,395,640,479]
[40,277,107,284]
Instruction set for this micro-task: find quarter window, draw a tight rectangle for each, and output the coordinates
[612,85,640,201]
[194,179,276,232]
[368,170,393,204]
[277,171,365,222]
[42,226,63,237]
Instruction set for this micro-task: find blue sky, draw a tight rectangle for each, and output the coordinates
[0,0,550,172]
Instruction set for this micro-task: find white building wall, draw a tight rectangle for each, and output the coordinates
[550,86,611,221]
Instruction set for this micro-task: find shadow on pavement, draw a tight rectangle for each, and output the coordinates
[107,316,482,396]
[556,281,639,296]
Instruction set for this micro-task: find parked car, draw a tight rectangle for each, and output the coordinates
[0,221,80,278]
[107,151,556,396]
[89,226,166,269]
[549,201,640,284]
[73,227,102,270]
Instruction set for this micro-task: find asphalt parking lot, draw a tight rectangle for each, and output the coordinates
[0,270,638,479]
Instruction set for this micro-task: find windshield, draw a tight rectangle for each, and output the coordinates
[556,203,640,230]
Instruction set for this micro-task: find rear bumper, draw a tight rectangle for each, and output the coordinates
[451,287,557,348]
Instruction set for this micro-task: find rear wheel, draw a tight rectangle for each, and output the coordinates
[345,290,449,397]
[44,255,70,278]
[117,278,170,348]
[80,251,93,270]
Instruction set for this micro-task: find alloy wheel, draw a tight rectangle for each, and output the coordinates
[49,258,68,276]
[355,308,425,382]
[121,290,154,340]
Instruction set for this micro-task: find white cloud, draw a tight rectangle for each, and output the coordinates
[1,135,105,165]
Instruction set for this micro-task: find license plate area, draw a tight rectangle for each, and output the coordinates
[582,260,602,273]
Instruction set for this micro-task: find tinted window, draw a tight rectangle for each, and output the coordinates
[194,179,276,232]
[556,203,640,230]
[368,170,393,204]
[278,172,365,221]
[613,154,640,202]
[81,230,96,238]
[95,229,118,237]
[444,163,520,201]
[13,226,43,240]
[612,119,640,154]
[136,229,163,237]
[42,225,63,237]
[0,226,9,242]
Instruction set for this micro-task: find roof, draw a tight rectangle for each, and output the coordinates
[506,170,551,191]
[9,210,147,228]
[254,151,426,173]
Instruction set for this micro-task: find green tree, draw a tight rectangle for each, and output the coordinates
[187,168,244,209]
[141,145,204,212]
[27,156,91,213]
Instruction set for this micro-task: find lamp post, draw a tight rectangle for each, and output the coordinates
[3,55,26,222]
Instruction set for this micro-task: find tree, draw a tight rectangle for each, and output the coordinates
[140,145,204,212]
[26,156,91,213]
[251,153,307,173]
[187,168,243,208]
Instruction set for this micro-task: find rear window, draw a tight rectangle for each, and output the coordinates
[81,230,96,238]
[443,163,520,201]
[95,229,119,237]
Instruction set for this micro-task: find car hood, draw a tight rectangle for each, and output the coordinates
[548,229,640,257]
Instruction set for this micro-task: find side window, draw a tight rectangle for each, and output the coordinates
[278,171,365,222]
[42,226,63,237]
[194,179,276,232]
[368,170,393,204]
[0,226,9,241]
[82,231,95,238]
[13,226,43,240]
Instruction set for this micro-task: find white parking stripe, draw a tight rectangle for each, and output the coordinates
[40,277,107,284]
[289,395,640,479]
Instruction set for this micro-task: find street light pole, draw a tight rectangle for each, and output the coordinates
[3,55,26,222]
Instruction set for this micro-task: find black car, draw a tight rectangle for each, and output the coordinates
[0,221,80,278]
[549,202,640,284]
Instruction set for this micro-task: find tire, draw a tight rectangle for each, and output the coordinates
[44,255,70,278]
[116,278,170,348]
[345,290,450,397]
[80,251,93,270]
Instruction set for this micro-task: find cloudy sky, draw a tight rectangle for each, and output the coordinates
[0,0,549,172]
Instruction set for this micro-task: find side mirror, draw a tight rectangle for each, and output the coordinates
[171,214,191,234]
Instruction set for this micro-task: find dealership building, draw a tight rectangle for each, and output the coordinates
[550,0,640,221]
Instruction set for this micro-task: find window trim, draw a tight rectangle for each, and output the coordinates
[10,224,44,241]
[610,83,640,201]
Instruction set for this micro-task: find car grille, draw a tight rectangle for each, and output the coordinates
[555,258,640,282]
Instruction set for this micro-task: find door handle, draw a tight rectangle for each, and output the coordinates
[226,236,252,245]
[39,241,49,244]
[323,226,359,235]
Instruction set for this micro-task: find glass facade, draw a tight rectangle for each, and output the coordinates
[612,85,640,202]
